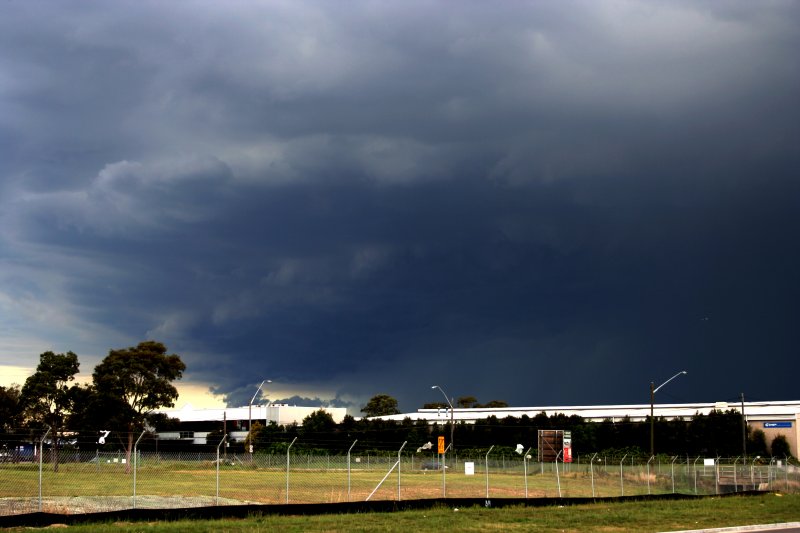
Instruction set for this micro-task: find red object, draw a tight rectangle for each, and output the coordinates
[563,445,573,463]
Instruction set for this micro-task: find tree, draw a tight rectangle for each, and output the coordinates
[361,394,400,417]
[20,351,80,472]
[301,409,336,436]
[481,400,509,408]
[92,341,185,473]
[770,435,792,459]
[748,429,769,458]
[456,396,479,408]
[0,384,22,432]
[422,402,449,409]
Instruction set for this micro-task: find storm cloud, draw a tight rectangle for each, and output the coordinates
[1,1,798,412]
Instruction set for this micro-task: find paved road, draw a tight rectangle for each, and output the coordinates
[665,523,800,533]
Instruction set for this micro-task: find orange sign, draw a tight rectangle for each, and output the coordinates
[437,436,445,454]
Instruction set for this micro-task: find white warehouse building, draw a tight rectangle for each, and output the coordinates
[156,403,348,445]
[371,400,800,457]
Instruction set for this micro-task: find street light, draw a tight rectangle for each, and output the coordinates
[431,385,455,452]
[650,370,687,457]
[249,379,271,461]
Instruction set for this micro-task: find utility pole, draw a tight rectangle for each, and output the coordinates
[650,381,655,457]
[741,392,747,461]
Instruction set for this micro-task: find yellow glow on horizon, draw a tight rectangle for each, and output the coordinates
[174,382,227,409]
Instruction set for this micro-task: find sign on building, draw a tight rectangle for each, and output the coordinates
[764,422,792,428]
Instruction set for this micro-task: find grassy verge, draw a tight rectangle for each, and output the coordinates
[7,493,799,532]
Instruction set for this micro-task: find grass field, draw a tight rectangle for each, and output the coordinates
[3,493,798,532]
[0,461,722,511]
[2,456,796,516]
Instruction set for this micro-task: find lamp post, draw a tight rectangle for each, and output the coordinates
[249,379,271,462]
[650,370,687,457]
[431,385,455,452]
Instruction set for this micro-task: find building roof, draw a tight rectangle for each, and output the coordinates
[370,400,800,424]
[159,403,348,424]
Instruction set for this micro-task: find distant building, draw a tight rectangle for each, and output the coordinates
[370,400,800,458]
[156,403,347,445]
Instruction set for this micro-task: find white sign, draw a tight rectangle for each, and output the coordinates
[465,462,475,476]
[703,458,715,466]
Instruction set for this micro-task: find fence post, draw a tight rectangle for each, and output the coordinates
[485,445,495,499]
[442,443,451,498]
[555,449,563,498]
[733,456,739,492]
[216,434,227,505]
[671,455,678,494]
[785,456,789,492]
[618,454,627,496]
[397,441,407,501]
[286,437,297,504]
[523,447,533,498]
[132,430,147,509]
[347,439,358,502]
[647,456,654,495]
[365,442,406,501]
[38,426,51,512]
[590,452,598,498]
[693,456,701,494]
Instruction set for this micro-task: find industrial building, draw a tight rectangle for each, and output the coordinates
[155,399,799,457]
[156,403,347,445]
[371,400,800,457]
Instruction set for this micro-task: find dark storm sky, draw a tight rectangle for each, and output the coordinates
[1,1,798,412]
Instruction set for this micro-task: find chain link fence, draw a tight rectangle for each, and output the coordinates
[2,435,798,516]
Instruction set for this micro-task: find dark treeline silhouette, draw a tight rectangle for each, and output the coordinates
[2,408,789,460]
[203,408,785,459]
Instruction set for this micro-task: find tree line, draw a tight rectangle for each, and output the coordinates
[2,354,794,466]
[0,341,185,473]
[233,395,794,460]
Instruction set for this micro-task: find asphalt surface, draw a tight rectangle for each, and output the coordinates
[665,522,800,533]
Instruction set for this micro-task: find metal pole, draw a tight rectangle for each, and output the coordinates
[650,382,655,457]
[555,450,563,498]
[485,445,495,499]
[740,393,747,463]
[650,370,688,457]
[432,386,455,452]
[442,443,451,498]
[132,430,146,509]
[286,436,297,504]
[38,426,51,512]
[347,439,357,501]
[249,379,271,463]
[590,453,598,498]
[216,434,227,505]
[785,456,789,492]
[647,456,654,495]
[693,456,701,495]
[619,454,628,496]
[523,447,532,498]
[397,441,407,501]
[671,455,678,493]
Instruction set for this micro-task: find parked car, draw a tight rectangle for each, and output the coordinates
[420,460,448,471]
